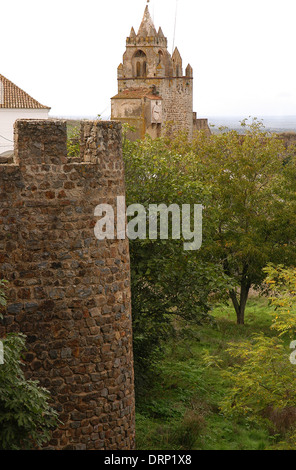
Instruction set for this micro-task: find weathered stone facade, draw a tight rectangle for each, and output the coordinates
[111,5,210,140]
[0,119,135,450]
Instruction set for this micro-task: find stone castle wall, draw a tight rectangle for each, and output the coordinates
[0,119,135,450]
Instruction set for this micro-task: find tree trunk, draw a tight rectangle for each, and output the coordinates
[229,280,250,325]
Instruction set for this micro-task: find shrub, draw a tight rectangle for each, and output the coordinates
[216,265,296,446]
[0,282,59,449]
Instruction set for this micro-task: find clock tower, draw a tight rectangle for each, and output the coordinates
[111,5,210,140]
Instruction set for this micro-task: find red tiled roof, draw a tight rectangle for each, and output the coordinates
[0,74,50,109]
[112,87,162,100]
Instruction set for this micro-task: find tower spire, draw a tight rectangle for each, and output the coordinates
[137,3,157,37]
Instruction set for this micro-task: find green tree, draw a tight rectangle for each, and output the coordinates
[124,119,296,334]
[187,119,296,324]
[123,131,230,386]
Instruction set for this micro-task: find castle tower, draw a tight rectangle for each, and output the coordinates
[111,5,210,140]
[0,119,135,450]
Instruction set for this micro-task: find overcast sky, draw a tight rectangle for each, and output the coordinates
[1,0,296,118]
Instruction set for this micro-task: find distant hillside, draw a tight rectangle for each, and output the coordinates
[208,116,296,134]
[57,115,296,137]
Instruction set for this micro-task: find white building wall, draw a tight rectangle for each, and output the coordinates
[0,108,49,155]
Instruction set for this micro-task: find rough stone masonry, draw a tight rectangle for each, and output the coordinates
[0,119,135,450]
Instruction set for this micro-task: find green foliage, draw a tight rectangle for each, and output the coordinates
[67,125,80,158]
[0,282,59,449]
[167,119,296,323]
[125,119,296,330]
[0,334,59,450]
[136,298,272,450]
[123,133,231,388]
[264,264,296,337]
[123,119,296,388]
[216,267,296,446]
[219,334,295,423]
[191,118,296,323]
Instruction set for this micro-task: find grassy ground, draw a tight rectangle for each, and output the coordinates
[135,297,279,450]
